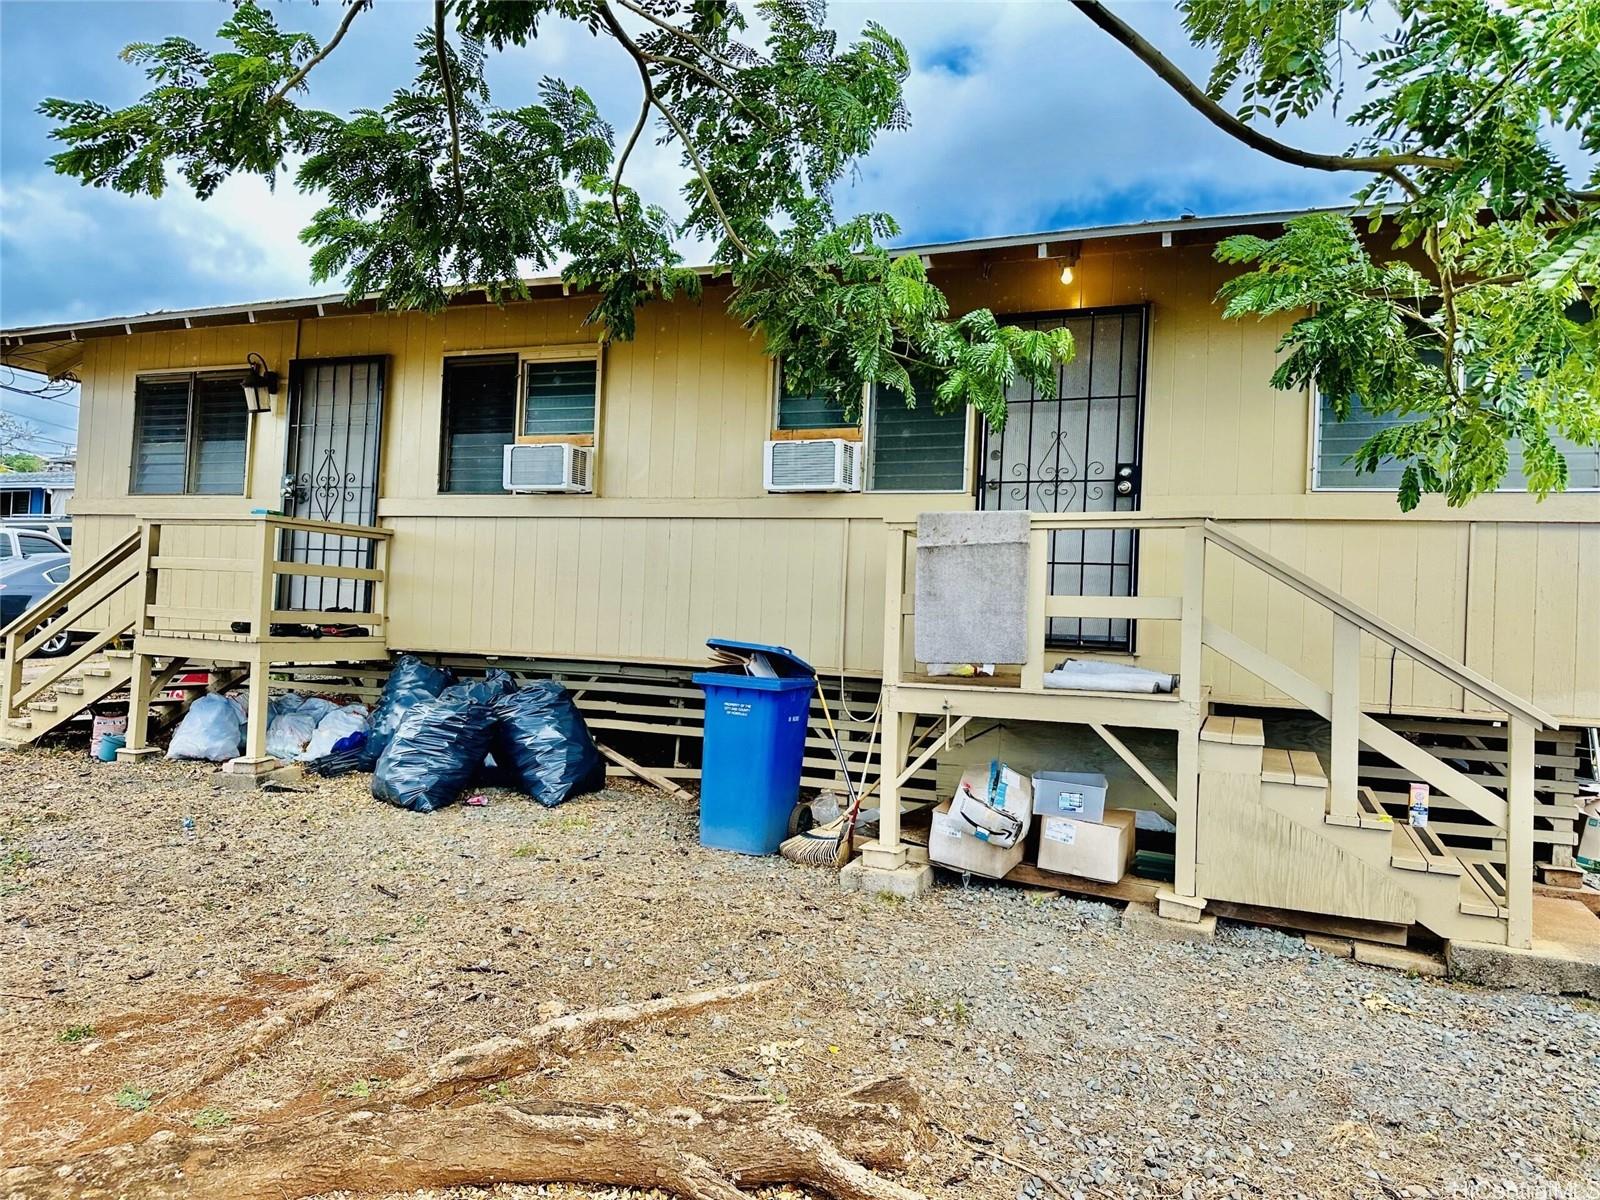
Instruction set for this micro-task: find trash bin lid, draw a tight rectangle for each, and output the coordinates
[704,637,814,678]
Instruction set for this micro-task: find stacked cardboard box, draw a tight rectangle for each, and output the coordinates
[1032,770,1134,883]
[930,763,1033,879]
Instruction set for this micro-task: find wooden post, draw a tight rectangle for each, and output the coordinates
[254,519,278,637]
[137,522,160,638]
[241,658,272,764]
[2,628,21,722]
[370,531,389,625]
[1020,525,1048,692]
[1328,615,1360,821]
[1174,723,1199,896]
[119,652,158,759]
[1179,525,1205,705]
[1506,716,1535,949]
[881,524,905,687]
[862,524,910,871]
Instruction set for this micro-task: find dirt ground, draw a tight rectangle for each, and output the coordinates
[4,743,1600,1200]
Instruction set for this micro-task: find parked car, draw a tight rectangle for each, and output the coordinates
[0,552,72,655]
[0,526,67,562]
[0,516,72,546]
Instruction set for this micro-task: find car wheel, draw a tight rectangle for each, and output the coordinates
[37,630,72,657]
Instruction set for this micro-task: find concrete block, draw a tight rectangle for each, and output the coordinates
[1539,864,1586,890]
[1155,888,1207,923]
[1352,941,1446,978]
[1447,940,1600,998]
[1123,900,1217,944]
[1304,934,1355,958]
[114,746,162,762]
[840,858,934,901]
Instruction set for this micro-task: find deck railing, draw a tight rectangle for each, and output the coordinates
[882,513,1557,946]
[137,514,393,644]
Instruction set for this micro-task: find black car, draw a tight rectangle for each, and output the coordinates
[0,552,72,655]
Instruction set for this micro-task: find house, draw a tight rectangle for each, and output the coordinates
[1,207,1594,952]
[0,469,74,517]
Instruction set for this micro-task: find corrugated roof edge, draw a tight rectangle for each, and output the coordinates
[0,206,1334,345]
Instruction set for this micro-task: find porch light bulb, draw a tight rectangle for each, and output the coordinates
[1059,264,1075,285]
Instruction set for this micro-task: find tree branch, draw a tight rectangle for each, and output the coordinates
[268,0,368,106]
[1070,1,1462,176]
[598,1,755,260]
[610,0,744,72]
[433,0,466,206]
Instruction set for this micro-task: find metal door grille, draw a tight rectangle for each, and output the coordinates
[978,306,1147,652]
[280,357,385,614]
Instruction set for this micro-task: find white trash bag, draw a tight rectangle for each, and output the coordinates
[167,693,244,762]
[265,712,319,761]
[296,697,338,724]
[301,704,371,761]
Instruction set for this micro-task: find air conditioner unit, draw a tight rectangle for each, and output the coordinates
[503,442,593,493]
[764,438,861,493]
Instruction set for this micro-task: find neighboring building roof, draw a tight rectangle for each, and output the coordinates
[0,471,74,490]
[0,205,1326,378]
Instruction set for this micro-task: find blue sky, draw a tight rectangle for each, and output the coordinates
[0,0,1358,453]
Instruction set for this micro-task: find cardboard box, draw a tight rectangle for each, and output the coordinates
[931,803,1028,878]
[1036,808,1135,883]
[1032,770,1109,822]
[930,764,1032,879]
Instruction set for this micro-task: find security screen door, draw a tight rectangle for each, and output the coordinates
[977,306,1147,652]
[278,357,385,614]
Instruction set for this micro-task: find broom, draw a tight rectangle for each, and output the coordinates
[779,686,877,867]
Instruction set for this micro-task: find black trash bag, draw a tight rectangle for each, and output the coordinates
[492,681,606,808]
[441,668,517,706]
[361,654,455,769]
[371,696,496,813]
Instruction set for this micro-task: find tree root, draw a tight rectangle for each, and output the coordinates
[388,978,775,1106]
[5,1079,926,1200]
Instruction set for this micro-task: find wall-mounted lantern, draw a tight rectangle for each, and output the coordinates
[241,352,279,414]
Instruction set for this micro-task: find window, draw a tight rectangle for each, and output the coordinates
[522,360,597,437]
[441,355,519,493]
[130,372,249,495]
[440,350,600,493]
[1314,392,1600,491]
[0,492,26,517]
[867,370,968,492]
[43,564,70,586]
[17,534,60,557]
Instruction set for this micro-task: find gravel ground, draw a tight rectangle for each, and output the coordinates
[3,743,1600,1200]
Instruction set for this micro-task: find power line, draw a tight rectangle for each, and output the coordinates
[0,384,79,411]
[0,409,78,436]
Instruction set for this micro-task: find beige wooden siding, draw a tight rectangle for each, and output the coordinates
[65,240,1599,721]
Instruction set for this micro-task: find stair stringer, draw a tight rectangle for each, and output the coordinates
[1262,782,1510,946]
[1196,775,1419,926]
[1,658,135,748]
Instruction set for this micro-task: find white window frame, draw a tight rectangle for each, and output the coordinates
[130,367,256,498]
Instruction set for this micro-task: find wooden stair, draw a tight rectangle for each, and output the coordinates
[0,652,207,749]
[1200,715,1515,945]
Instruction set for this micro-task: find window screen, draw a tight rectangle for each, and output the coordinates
[130,373,247,495]
[191,375,249,494]
[131,377,192,494]
[776,389,847,431]
[1316,392,1600,490]
[868,372,967,491]
[442,355,518,493]
[522,360,597,436]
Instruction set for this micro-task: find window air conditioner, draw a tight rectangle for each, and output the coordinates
[502,442,592,494]
[764,438,861,493]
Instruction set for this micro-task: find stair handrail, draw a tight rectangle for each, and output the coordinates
[2,526,145,721]
[0,526,141,642]
[1201,519,1556,731]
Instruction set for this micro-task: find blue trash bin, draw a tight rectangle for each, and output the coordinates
[692,638,815,854]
